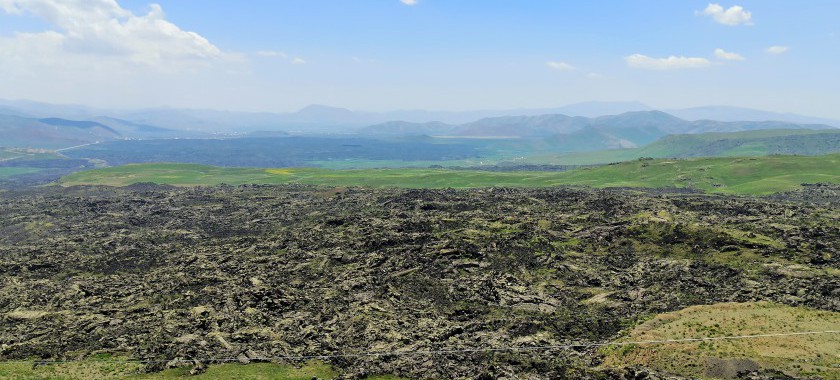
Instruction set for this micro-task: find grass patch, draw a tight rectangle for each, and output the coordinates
[522,129,840,165]
[0,360,339,380]
[140,361,337,379]
[601,302,840,379]
[0,359,144,380]
[59,154,840,195]
[0,167,42,179]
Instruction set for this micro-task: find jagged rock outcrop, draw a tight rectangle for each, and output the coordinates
[0,185,837,378]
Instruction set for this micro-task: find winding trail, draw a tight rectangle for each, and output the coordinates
[0,155,24,163]
[54,142,98,152]
[1,141,99,163]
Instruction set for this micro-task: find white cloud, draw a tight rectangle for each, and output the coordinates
[625,54,711,70]
[700,3,753,26]
[765,46,790,55]
[546,61,575,71]
[256,50,287,58]
[0,0,228,69]
[714,48,745,61]
[352,56,378,64]
[400,0,418,5]
[257,50,308,65]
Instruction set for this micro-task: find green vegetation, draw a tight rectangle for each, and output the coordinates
[0,360,356,379]
[555,154,839,194]
[636,129,840,158]
[141,361,338,380]
[602,302,840,379]
[521,129,840,165]
[0,147,63,162]
[59,154,840,195]
[0,167,42,179]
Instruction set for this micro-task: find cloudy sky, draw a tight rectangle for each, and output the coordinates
[0,0,838,117]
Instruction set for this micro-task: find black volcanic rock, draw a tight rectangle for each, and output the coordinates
[0,185,837,378]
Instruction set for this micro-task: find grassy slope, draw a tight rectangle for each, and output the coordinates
[638,129,840,157]
[0,148,64,162]
[522,129,840,165]
[555,154,840,194]
[0,360,411,379]
[0,167,43,179]
[59,154,840,195]
[601,302,840,379]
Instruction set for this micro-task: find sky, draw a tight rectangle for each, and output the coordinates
[0,0,838,118]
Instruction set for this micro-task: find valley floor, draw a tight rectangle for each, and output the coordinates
[57,153,840,195]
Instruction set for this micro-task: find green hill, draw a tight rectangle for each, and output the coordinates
[525,129,840,165]
[59,154,840,195]
[0,115,122,149]
[602,302,840,379]
[636,129,840,157]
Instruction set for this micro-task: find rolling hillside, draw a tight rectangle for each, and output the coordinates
[602,302,840,379]
[0,112,195,149]
[59,154,840,195]
[359,111,835,153]
[0,115,122,149]
[636,129,840,157]
[523,129,840,165]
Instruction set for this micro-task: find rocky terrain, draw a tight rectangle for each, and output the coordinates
[0,184,837,379]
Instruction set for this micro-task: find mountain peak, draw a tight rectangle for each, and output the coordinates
[296,104,354,115]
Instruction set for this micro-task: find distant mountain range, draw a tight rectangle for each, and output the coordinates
[1,98,838,150]
[0,115,121,149]
[1,99,838,132]
[0,114,192,149]
[360,111,835,152]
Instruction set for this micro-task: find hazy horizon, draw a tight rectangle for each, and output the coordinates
[1,1,838,118]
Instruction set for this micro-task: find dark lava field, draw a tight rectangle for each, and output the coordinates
[0,184,838,379]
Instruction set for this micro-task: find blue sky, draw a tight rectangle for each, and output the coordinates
[0,0,838,118]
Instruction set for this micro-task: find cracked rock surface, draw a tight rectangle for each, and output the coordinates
[0,184,837,379]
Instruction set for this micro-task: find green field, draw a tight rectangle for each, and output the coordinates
[0,167,43,179]
[602,302,840,379]
[0,359,413,379]
[520,129,840,165]
[57,154,840,195]
[0,148,64,165]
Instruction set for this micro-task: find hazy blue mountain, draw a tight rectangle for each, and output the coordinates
[360,111,836,153]
[289,104,381,124]
[637,129,840,158]
[0,106,32,118]
[543,101,653,118]
[92,117,195,138]
[361,111,682,139]
[358,121,456,136]
[587,111,691,133]
[2,98,838,133]
[378,101,652,124]
[668,106,840,127]
[453,114,589,136]
[683,120,833,133]
[544,128,641,152]
[0,99,98,119]
[0,100,661,131]
[0,115,123,149]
